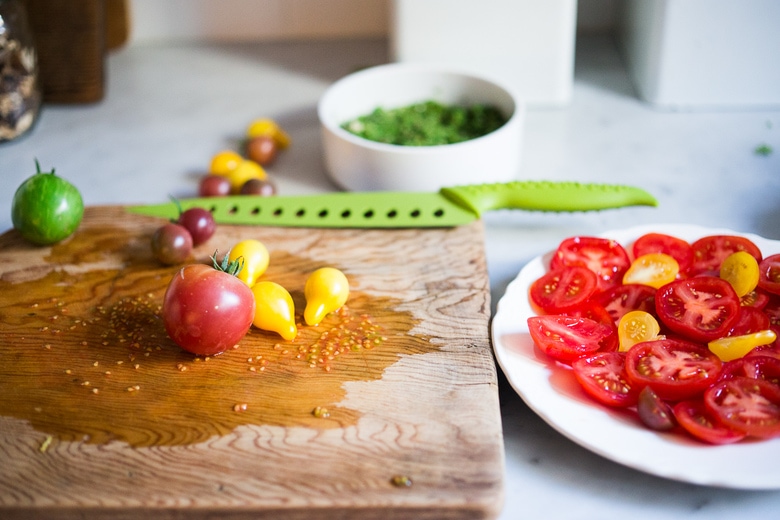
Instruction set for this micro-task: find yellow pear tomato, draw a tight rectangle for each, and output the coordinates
[209,150,243,176]
[708,330,777,362]
[618,310,661,352]
[623,253,679,289]
[304,267,349,326]
[251,281,297,341]
[720,250,760,297]
[228,239,269,287]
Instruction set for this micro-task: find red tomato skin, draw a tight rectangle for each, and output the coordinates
[689,235,762,276]
[529,266,598,314]
[625,338,723,401]
[654,276,741,343]
[163,264,255,356]
[673,399,747,445]
[704,377,780,439]
[720,355,780,385]
[550,236,631,292]
[758,254,780,296]
[573,352,638,407]
[527,315,614,364]
[595,283,657,324]
[728,306,771,337]
[631,233,694,275]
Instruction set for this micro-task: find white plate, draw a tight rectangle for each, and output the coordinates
[491,224,780,489]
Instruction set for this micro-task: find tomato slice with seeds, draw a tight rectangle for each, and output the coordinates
[623,253,679,289]
[550,236,631,292]
[631,232,694,275]
[527,315,615,364]
[529,265,598,313]
[673,399,747,445]
[572,351,638,407]
[690,235,762,276]
[705,377,780,438]
[720,355,780,385]
[728,306,771,337]
[758,254,780,296]
[625,338,723,401]
[741,289,771,310]
[655,276,741,343]
[595,283,657,324]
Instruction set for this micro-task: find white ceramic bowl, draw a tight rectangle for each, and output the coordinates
[318,63,524,192]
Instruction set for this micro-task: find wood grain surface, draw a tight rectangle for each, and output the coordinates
[0,206,504,519]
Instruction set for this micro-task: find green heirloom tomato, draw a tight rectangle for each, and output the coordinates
[11,161,84,245]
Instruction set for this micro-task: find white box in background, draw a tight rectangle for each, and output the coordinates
[390,0,578,108]
[619,0,780,109]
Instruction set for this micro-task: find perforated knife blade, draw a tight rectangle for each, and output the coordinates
[128,181,657,228]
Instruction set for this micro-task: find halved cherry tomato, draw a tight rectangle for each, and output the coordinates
[673,399,746,445]
[572,352,637,407]
[758,254,780,296]
[631,232,694,275]
[617,310,661,352]
[654,276,741,343]
[623,253,679,289]
[529,266,598,313]
[550,236,631,292]
[595,283,657,324]
[741,289,771,310]
[720,251,760,297]
[704,377,780,438]
[636,386,676,431]
[720,355,780,384]
[728,305,771,336]
[527,315,615,364]
[690,235,762,276]
[625,338,723,401]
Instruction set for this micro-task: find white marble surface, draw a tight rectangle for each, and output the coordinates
[2,35,780,518]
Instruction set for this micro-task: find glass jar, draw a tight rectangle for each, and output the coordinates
[0,0,41,142]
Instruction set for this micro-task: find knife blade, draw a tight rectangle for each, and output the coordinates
[127,181,657,228]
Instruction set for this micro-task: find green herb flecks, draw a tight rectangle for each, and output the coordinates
[342,100,508,146]
[755,143,773,156]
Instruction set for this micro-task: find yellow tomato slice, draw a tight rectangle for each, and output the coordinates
[622,253,679,289]
[708,330,778,362]
[618,310,661,352]
[720,250,760,297]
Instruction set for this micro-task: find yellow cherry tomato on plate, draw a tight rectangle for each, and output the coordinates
[246,118,291,149]
[209,150,243,176]
[618,310,661,352]
[251,281,297,341]
[228,239,269,287]
[623,253,679,289]
[304,267,349,326]
[720,250,760,297]
[226,159,267,194]
[708,330,778,362]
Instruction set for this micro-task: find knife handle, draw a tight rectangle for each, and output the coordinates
[440,181,658,216]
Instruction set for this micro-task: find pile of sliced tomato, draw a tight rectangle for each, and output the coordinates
[527,232,780,444]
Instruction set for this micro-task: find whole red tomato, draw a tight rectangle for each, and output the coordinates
[162,257,255,356]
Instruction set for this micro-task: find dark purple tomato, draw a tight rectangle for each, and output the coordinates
[198,174,231,197]
[240,178,277,196]
[152,223,193,265]
[636,386,676,431]
[177,207,216,246]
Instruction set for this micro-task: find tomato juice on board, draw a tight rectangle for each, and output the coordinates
[526,231,780,444]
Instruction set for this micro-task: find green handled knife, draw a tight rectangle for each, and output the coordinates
[128,181,657,228]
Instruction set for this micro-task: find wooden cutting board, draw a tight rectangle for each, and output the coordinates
[0,206,504,519]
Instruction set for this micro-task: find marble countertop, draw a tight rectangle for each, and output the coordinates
[2,35,779,518]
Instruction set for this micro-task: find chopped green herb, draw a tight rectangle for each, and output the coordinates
[755,144,773,156]
[342,100,508,146]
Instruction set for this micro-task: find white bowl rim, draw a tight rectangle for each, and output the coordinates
[317,62,524,155]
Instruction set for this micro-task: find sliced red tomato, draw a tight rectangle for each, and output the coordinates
[527,315,615,364]
[655,276,741,342]
[720,355,780,385]
[595,283,657,324]
[758,254,780,296]
[625,338,723,401]
[690,235,762,276]
[673,399,747,445]
[632,232,694,275]
[704,377,780,438]
[529,265,598,313]
[572,352,638,408]
[741,289,771,310]
[728,305,771,336]
[550,236,631,292]
[764,295,780,341]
